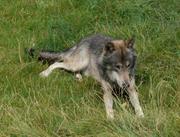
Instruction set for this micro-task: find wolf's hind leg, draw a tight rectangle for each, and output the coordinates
[40,58,88,77]
[75,73,83,81]
[40,62,69,77]
[39,45,89,77]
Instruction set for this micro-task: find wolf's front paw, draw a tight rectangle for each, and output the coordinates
[39,71,49,77]
[107,111,114,120]
[136,109,144,118]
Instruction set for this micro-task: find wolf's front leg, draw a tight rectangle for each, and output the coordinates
[101,81,114,120]
[127,80,144,117]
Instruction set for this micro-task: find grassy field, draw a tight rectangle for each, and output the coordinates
[0,0,179,136]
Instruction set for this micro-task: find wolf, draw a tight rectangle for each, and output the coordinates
[28,34,144,119]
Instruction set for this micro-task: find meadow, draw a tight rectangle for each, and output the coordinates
[0,0,179,136]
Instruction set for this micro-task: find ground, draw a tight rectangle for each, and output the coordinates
[0,0,179,137]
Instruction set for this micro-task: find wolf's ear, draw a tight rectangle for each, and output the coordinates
[126,37,135,48]
[105,42,115,55]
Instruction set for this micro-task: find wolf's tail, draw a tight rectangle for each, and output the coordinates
[25,48,63,64]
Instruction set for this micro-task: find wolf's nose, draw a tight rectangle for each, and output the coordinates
[123,81,130,88]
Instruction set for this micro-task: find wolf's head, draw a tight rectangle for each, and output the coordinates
[103,37,136,88]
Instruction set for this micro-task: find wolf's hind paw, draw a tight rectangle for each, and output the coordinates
[39,71,49,77]
[75,73,83,81]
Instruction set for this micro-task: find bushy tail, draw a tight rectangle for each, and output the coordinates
[25,48,63,65]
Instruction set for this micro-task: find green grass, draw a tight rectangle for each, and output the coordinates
[0,0,179,136]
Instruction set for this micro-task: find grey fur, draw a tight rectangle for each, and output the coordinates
[34,34,144,119]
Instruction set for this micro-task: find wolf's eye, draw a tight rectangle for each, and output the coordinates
[126,61,130,67]
[116,64,122,69]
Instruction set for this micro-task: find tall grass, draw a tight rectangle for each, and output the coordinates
[0,0,179,136]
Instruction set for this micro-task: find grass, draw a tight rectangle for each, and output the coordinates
[0,0,179,136]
